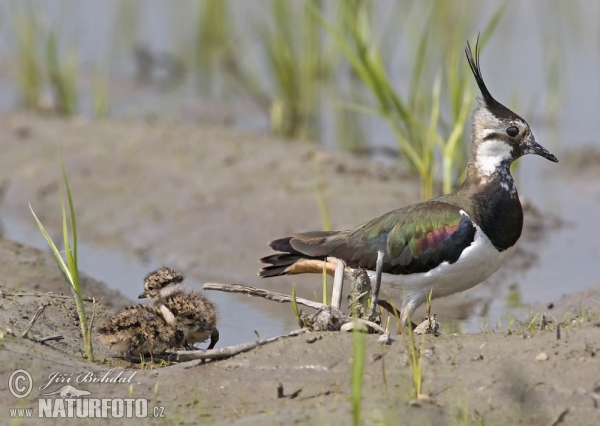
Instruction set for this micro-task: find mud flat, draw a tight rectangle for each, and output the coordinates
[0,114,599,424]
[0,237,599,425]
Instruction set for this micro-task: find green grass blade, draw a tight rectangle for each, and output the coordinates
[408,17,431,109]
[334,101,381,117]
[59,182,73,279]
[291,283,301,320]
[29,203,72,285]
[60,152,79,289]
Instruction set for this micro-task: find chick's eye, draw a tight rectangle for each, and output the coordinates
[506,126,519,137]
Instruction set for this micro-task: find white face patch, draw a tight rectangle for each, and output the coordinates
[474,140,513,176]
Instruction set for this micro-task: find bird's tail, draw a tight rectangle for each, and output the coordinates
[258,253,311,277]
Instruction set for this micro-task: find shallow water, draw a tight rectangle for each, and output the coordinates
[1,213,296,347]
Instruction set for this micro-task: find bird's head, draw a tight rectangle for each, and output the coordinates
[138,267,184,300]
[465,40,558,177]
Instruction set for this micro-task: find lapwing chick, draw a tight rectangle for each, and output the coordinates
[97,305,184,361]
[259,40,558,326]
[139,267,219,349]
[161,293,219,349]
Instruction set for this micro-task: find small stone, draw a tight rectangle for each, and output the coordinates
[417,393,435,404]
[471,353,484,361]
[413,314,440,335]
[536,352,549,361]
[377,333,391,345]
[341,321,368,333]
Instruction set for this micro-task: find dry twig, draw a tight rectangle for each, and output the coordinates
[21,305,47,338]
[204,283,326,310]
[176,329,307,364]
[33,335,64,343]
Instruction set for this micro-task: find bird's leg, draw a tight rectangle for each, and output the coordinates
[376,299,417,333]
[124,348,142,363]
[207,328,219,349]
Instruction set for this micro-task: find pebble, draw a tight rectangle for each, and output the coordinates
[341,322,368,333]
[377,333,391,345]
[536,352,549,361]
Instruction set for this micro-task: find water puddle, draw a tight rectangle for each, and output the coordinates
[1,213,296,347]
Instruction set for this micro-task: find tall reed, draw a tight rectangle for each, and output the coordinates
[12,3,43,111]
[46,31,78,116]
[194,0,232,95]
[314,1,504,199]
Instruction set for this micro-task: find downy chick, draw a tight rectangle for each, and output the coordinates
[97,305,183,360]
[139,267,219,349]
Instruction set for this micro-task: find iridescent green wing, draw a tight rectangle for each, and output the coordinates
[290,201,476,274]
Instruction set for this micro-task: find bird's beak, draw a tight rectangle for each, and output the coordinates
[526,139,558,163]
[138,291,148,299]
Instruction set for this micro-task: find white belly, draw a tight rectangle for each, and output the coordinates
[354,225,516,322]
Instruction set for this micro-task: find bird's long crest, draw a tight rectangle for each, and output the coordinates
[465,38,497,107]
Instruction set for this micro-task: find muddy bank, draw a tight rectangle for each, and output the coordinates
[0,237,599,425]
[1,113,599,424]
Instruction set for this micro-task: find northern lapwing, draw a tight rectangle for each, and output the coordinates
[259,40,558,325]
[139,267,219,349]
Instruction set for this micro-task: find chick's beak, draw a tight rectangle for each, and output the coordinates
[138,291,148,299]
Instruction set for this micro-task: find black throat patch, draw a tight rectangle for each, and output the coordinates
[470,175,523,251]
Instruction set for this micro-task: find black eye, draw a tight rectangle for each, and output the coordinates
[506,127,519,137]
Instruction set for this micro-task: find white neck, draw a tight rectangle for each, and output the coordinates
[159,305,176,325]
[158,283,183,299]
[474,139,513,176]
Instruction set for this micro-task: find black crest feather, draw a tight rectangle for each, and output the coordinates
[465,37,497,107]
[465,37,522,122]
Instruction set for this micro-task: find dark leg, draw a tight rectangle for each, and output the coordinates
[207,328,219,350]
[124,348,142,363]
[377,299,417,332]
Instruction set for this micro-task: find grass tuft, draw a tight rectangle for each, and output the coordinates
[12,3,43,111]
[46,31,79,116]
[314,2,504,199]
[398,299,424,398]
[30,152,93,361]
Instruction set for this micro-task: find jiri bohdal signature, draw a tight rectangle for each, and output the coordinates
[38,369,137,391]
